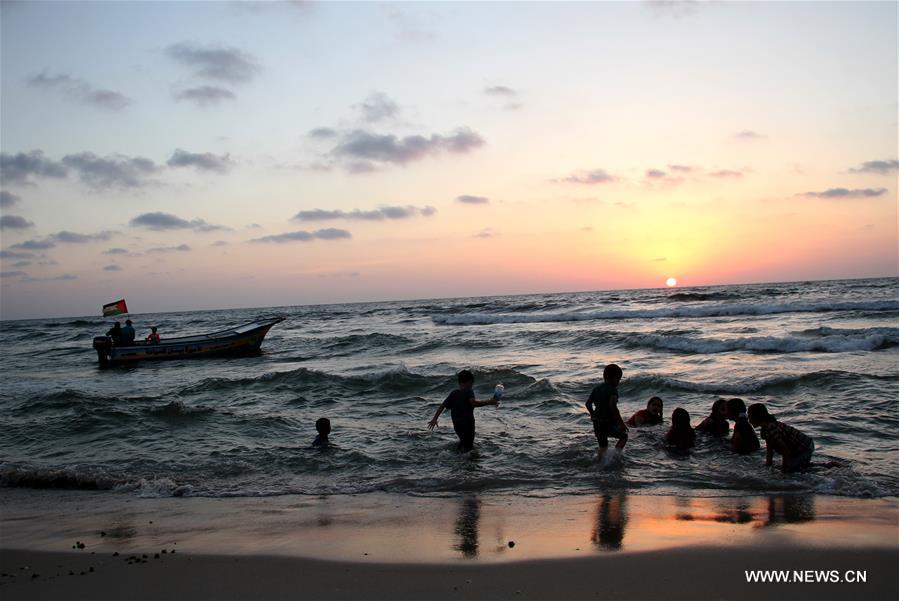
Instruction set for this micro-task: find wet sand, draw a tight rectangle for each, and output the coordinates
[1,489,896,600]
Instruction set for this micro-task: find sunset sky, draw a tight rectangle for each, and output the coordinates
[1,1,896,320]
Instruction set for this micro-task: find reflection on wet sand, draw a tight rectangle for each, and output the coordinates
[764,494,815,526]
[592,493,628,551]
[454,495,480,558]
[672,495,816,528]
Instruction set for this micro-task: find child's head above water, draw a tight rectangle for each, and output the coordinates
[747,403,774,427]
[647,396,663,417]
[726,397,747,420]
[315,417,331,437]
[711,398,728,420]
[671,407,691,429]
[457,369,475,390]
[603,364,623,385]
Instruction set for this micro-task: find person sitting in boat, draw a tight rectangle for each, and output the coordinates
[146,326,161,344]
[121,319,136,345]
[105,322,123,345]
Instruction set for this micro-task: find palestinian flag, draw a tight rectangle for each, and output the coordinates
[102,299,128,317]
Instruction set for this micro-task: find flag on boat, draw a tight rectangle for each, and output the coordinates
[102,299,128,317]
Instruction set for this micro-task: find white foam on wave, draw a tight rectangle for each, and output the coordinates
[632,327,899,354]
[433,299,899,325]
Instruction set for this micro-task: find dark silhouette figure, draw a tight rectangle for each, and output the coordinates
[727,398,760,454]
[695,399,730,436]
[665,408,696,452]
[146,326,161,344]
[312,417,331,448]
[428,370,498,452]
[592,493,628,551]
[454,496,481,558]
[105,322,123,345]
[121,319,136,345]
[625,396,664,427]
[586,364,629,460]
[748,403,815,472]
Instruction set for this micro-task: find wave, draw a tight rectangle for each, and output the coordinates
[667,292,742,301]
[626,327,899,354]
[0,465,124,490]
[433,299,899,325]
[625,370,896,395]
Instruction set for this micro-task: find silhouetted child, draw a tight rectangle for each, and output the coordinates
[625,396,663,427]
[428,370,498,452]
[727,398,760,454]
[665,408,695,451]
[748,403,814,472]
[695,399,730,436]
[146,326,161,344]
[586,364,628,460]
[312,417,331,448]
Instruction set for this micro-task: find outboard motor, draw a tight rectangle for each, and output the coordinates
[93,336,112,366]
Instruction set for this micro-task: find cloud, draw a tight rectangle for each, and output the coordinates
[103,248,129,255]
[19,273,77,282]
[28,71,132,111]
[645,169,667,179]
[50,230,115,243]
[708,169,743,178]
[146,244,192,253]
[332,128,485,167]
[557,169,618,184]
[654,257,668,262]
[799,188,887,199]
[249,228,352,243]
[0,250,34,259]
[0,215,34,229]
[10,239,55,250]
[166,42,260,83]
[167,149,235,173]
[484,85,517,97]
[211,240,229,246]
[0,270,27,278]
[357,92,400,122]
[0,190,21,207]
[456,195,489,205]
[849,159,899,175]
[733,130,766,140]
[0,150,67,186]
[10,260,31,268]
[472,228,497,239]
[668,164,694,173]
[61,152,159,189]
[315,271,360,278]
[293,205,436,221]
[103,264,122,272]
[130,212,227,232]
[308,127,338,139]
[174,85,236,107]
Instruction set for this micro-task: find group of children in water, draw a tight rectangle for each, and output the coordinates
[417,363,815,473]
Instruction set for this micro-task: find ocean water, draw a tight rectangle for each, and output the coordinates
[1,278,897,500]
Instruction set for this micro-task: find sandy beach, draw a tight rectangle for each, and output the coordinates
[1,489,896,600]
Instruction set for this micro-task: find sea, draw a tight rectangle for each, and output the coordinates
[1,277,897,501]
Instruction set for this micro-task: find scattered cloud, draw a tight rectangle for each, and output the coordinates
[28,71,132,111]
[10,239,55,250]
[0,150,67,186]
[473,228,498,239]
[165,42,261,83]
[456,195,489,205]
[130,211,228,232]
[50,230,115,243]
[10,260,31,268]
[146,244,192,253]
[0,190,21,207]
[483,85,523,110]
[308,127,338,139]
[708,169,743,178]
[103,248,129,255]
[293,205,437,221]
[556,169,618,185]
[0,250,35,259]
[668,164,694,173]
[799,188,887,199]
[332,128,485,167]
[0,215,34,230]
[249,228,352,243]
[103,264,122,272]
[733,130,766,140]
[645,169,667,179]
[167,149,235,173]
[174,85,236,107]
[61,152,159,189]
[356,92,400,122]
[849,159,899,175]
[0,270,27,278]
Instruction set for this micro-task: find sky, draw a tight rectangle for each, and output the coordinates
[1,0,896,320]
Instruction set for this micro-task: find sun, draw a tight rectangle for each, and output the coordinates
[666,277,678,287]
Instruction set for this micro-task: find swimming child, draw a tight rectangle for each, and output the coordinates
[428,370,499,452]
[586,364,628,460]
[311,417,331,448]
[727,398,760,454]
[665,408,696,452]
[625,396,663,427]
[695,399,730,436]
[748,403,815,472]
[145,326,161,344]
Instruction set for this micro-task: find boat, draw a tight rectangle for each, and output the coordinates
[92,317,285,365]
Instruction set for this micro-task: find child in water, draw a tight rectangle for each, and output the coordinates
[586,364,628,460]
[625,396,664,427]
[695,399,730,436]
[428,370,499,452]
[311,417,330,448]
[665,408,696,451]
[727,398,760,454]
[748,403,815,472]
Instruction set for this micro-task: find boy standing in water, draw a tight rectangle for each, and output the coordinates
[748,403,815,472]
[586,364,629,460]
[428,370,498,452]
